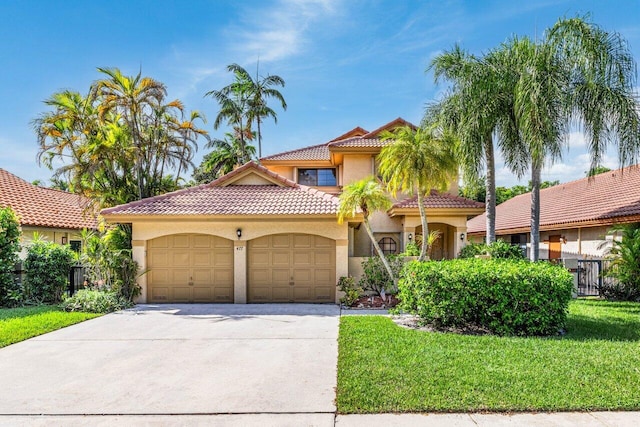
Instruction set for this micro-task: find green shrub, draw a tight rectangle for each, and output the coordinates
[0,207,21,307]
[359,255,404,296]
[24,235,75,304]
[80,227,140,302]
[60,289,132,313]
[458,240,525,260]
[401,242,420,256]
[601,224,640,301]
[337,276,362,306]
[397,259,574,336]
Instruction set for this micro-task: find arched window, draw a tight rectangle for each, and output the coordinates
[377,237,397,255]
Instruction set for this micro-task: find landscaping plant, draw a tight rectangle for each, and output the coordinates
[601,223,640,301]
[23,234,75,304]
[0,207,21,307]
[337,276,362,307]
[458,240,524,260]
[358,255,404,296]
[79,226,140,302]
[397,258,573,336]
[61,289,131,313]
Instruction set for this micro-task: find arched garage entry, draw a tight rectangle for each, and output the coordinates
[147,234,234,303]
[248,234,336,303]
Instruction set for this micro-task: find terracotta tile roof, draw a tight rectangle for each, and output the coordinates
[467,165,640,235]
[328,137,389,149]
[261,118,418,161]
[0,168,97,230]
[392,191,485,209]
[261,143,330,161]
[101,162,340,216]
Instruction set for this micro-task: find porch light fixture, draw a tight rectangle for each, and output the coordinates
[236,228,242,239]
[408,233,413,242]
[460,233,465,241]
[61,236,68,245]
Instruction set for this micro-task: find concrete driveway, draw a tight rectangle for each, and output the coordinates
[0,304,339,422]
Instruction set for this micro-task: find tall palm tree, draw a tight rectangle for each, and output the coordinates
[337,177,394,281]
[206,63,286,161]
[91,67,167,199]
[427,44,516,245]
[378,126,458,261]
[495,17,640,260]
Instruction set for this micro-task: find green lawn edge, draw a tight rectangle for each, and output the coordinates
[337,300,640,413]
[0,305,102,348]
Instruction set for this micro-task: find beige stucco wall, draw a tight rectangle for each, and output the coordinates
[265,165,294,181]
[483,225,616,260]
[18,227,83,259]
[342,154,374,186]
[129,218,349,304]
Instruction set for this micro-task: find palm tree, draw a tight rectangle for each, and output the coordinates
[495,17,640,260]
[193,133,256,183]
[337,177,395,281]
[378,126,458,261]
[206,63,286,161]
[427,44,516,245]
[91,67,167,199]
[174,110,209,183]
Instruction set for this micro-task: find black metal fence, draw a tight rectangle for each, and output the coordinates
[577,259,616,297]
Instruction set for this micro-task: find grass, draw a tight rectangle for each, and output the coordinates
[337,299,640,413]
[0,305,101,348]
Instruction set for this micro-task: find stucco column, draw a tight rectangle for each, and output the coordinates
[454,227,467,258]
[234,240,247,303]
[335,239,349,304]
[132,240,147,303]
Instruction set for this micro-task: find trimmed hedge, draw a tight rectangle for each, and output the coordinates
[397,259,574,336]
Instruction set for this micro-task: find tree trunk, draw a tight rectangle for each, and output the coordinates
[484,135,496,244]
[363,218,395,283]
[416,188,430,262]
[530,162,541,261]
[257,116,262,161]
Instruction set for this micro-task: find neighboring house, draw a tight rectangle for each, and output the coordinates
[467,165,640,261]
[101,118,484,304]
[0,168,97,256]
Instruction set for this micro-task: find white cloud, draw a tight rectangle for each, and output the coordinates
[229,0,342,62]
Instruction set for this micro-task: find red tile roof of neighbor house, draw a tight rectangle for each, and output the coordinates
[467,165,640,235]
[0,168,97,230]
[393,191,486,210]
[101,162,341,216]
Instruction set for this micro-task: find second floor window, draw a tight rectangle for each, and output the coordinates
[297,168,337,186]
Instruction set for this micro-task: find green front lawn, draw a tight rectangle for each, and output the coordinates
[337,299,640,413]
[0,305,101,348]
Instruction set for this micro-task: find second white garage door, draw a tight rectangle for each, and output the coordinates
[248,234,336,303]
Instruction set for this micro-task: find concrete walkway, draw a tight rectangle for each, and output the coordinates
[1,304,639,426]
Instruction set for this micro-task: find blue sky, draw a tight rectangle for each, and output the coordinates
[1,0,639,187]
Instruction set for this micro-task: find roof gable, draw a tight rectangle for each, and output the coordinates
[0,168,97,230]
[467,165,640,234]
[362,117,416,138]
[101,162,341,217]
[211,162,295,187]
[329,126,369,142]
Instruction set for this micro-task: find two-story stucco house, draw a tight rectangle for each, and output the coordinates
[101,118,484,304]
